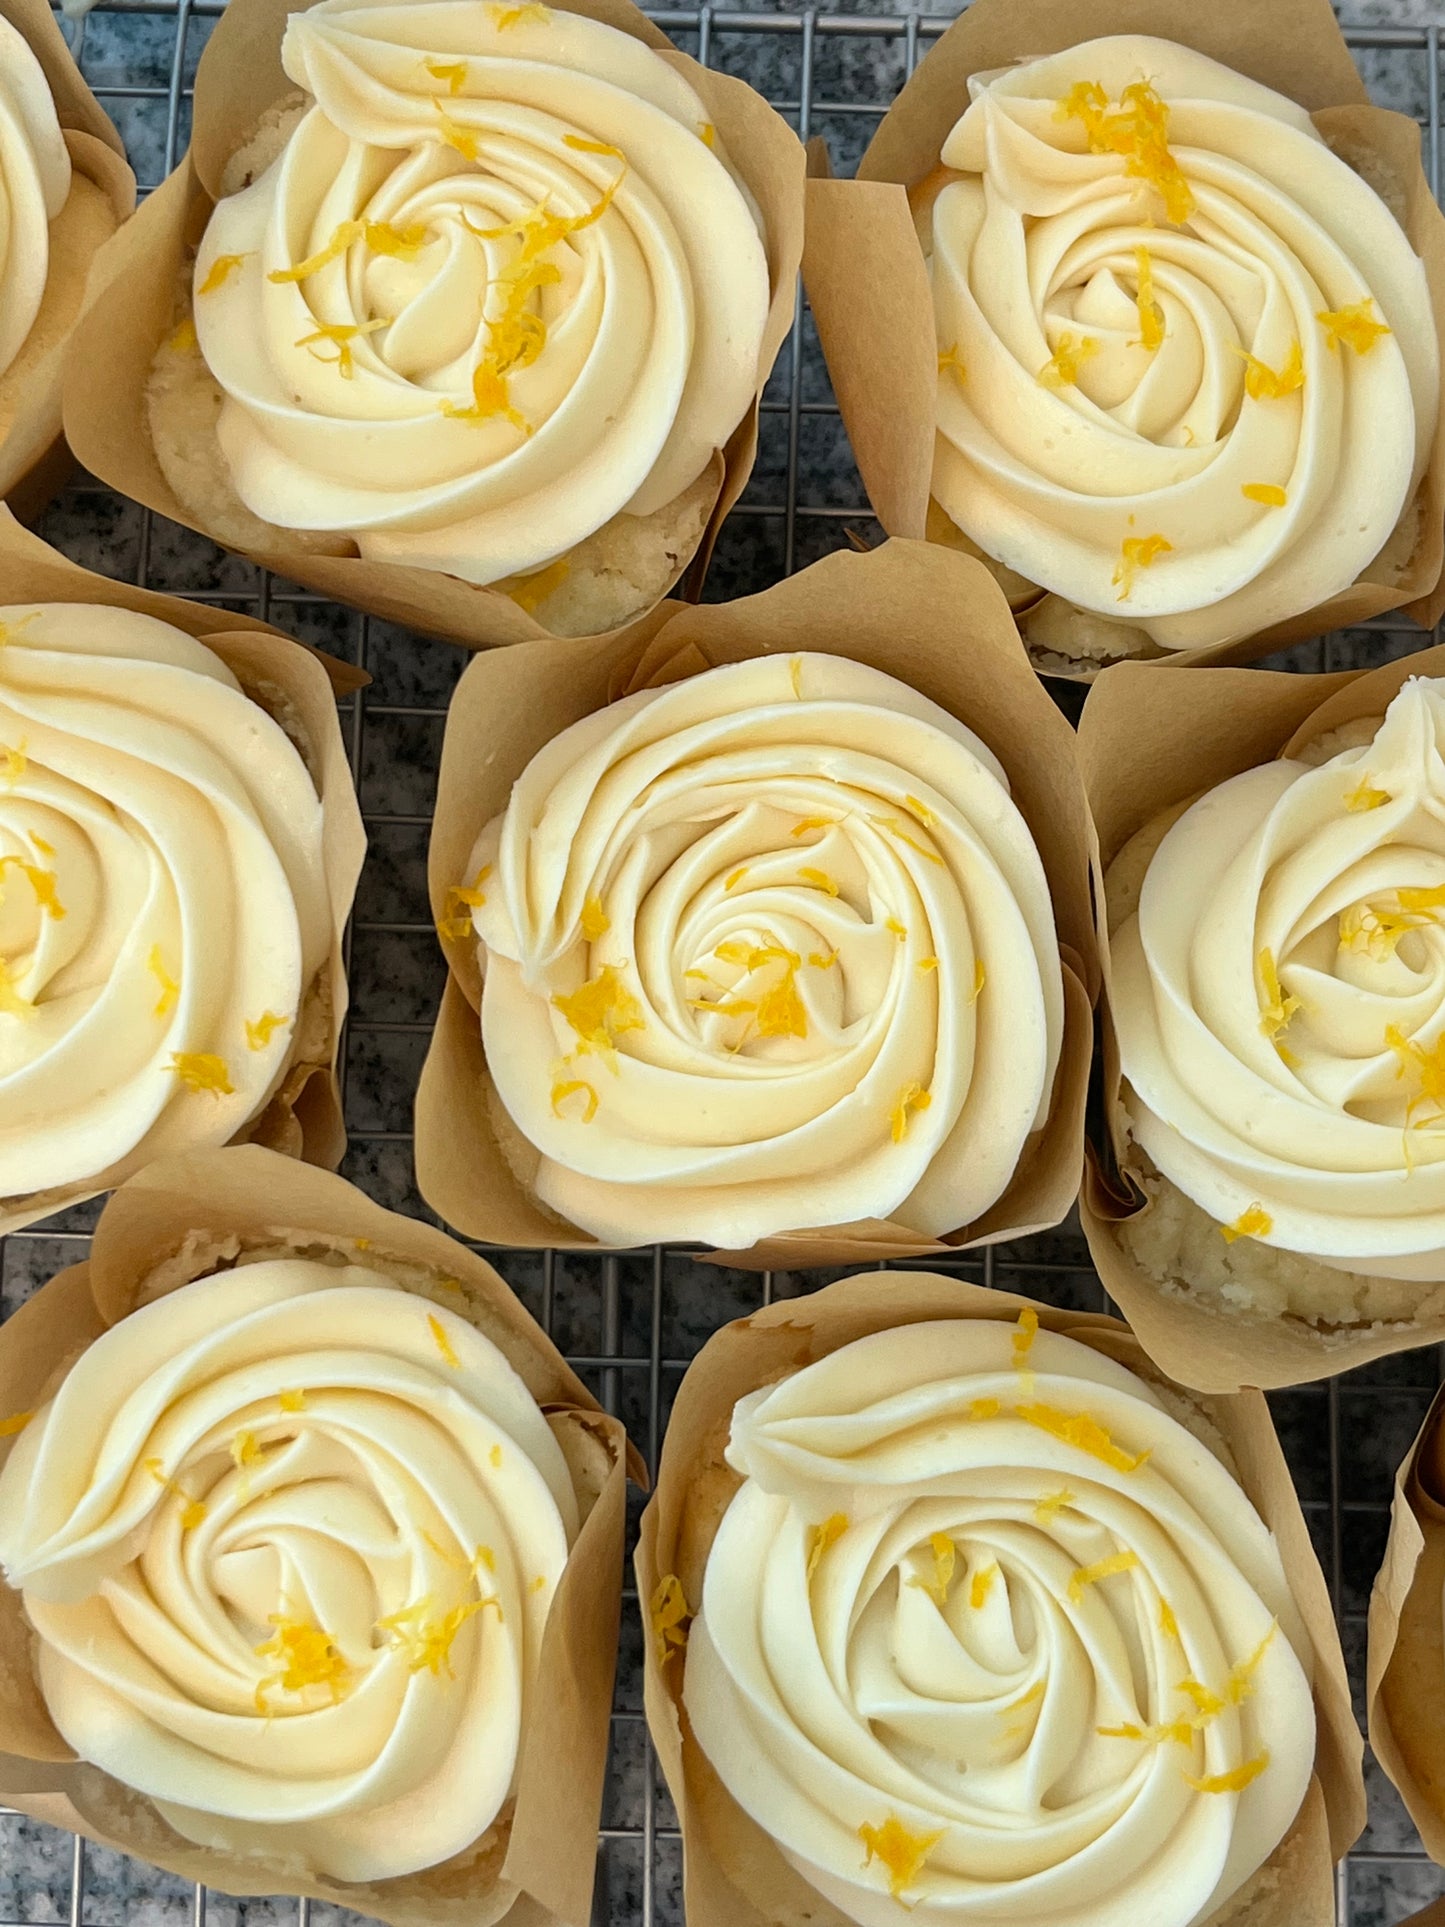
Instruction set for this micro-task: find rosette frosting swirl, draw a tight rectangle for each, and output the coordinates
[462,653,1064,1247]
[0,604,330,1204]
[683,1316,1316,1927]
[192,0,770,584]
[0,16,71,381]
[927,35,1440,650]
[1113,675,1445,1280]
[0,1262,578,1880]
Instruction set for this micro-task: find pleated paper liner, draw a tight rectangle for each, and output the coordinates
[1369,1385,1445,1888]
[0,0,133,514]
[1079,640,1445,1392]
[0,1145,640,1927]
[414,538,1097,1265]
[59,0,804,651]
[0,507,366,1234]
[800,0,1445,679]
[635,1272,1363,1927]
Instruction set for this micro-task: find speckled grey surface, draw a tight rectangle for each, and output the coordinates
[1,3,1444,1925]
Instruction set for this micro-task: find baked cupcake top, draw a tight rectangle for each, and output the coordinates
[458,652,1064,1248]
[926,35,1439,652]
[1112,673,1445,1281]
[0,1259,577,1881]
[682,1314,1316,1927]
[0,14,71,380]
[191,0,770,586]
[0,605,330,1205]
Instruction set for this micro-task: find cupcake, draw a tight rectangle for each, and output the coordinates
[1081,645,1445,1386]
[0,0,132,506]
[805,0,1445,676]
[0,594,362,1231]
[415,543,1096,1258]
[0,1145,630,1919]
[62,0,803,647]
[639,1276,1360,1927]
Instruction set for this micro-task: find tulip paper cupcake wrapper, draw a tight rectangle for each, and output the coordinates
[801,0,1445,679]
[414,538,1096,1264]
[1078,639,1445,1391]
[0,507,365,1234]
[58,0,804,652]
[0,0,132,514]
[636,1273,1363,1927]
[1368,1387,1445,1884]
[0,1145,636,1927]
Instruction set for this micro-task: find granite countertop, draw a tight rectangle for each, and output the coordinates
[0,2,1442,1924]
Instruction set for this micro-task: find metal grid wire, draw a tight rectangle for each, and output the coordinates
[0,5,1441,1925]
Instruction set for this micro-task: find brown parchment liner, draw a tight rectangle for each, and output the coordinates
[0,505,367,1235]
[0,0,133,514]
[636,1272,1363,1927]
[414,538,1097,1266]
[801,0,1445,681]
[1368,1383,1445,1882]
[1077,639,1445,1392]
[0,1144,641,1927]
[58,0,804,652]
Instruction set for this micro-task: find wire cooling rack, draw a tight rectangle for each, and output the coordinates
[0,5,1443,1925]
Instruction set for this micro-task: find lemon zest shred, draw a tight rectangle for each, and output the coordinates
[1160,1597,1181,1641]
[1067,1549,1141,1604]
[1132,245,1164,351]
[791,814,833,837]
[168,315,197,353]
[254,1615,350,1710]
[904,794,936,827]
[858,1818,945,1899]
[798,866,839,897]
[890,1082,932,1143]
[908,1532,957,1607]
[428,1313,462,1369]
[144,1456,207,1531]
[807,1511,849,1579]
[969,1558,997,1610]
[295,316,389,379]
[169,1052,234,1096]
[0,1410,32,1437]
[244,1010,291,1052]
[1242,482,1287,507]
[1018,1403,1150,1472]
[279,1388,307,1413]
[1012,1305,1038,1373]
[553,963,644,1058]
[875,815,945,865]
[0,740,24,785]
[564,135,624,157]
[651,1574,692,1666]
[1317,299,1390,355]
[231,1429,260,1469]
[147,945,180,1018]
[725,866,748,891]
[1056,78,1193,222]
[1256,948,1301,1041]
[490,1444,503,1468]
[551,1077,599,1121]
[506,556,570,613]
[918,956,939,973]
[581,893,610,941]
[489,0,549,23]
[0,856,63,919]
[1344,775,1390,812]
[1234,341,1305,400]
[198,252,249,294]
[1185,1751,1270,1795]
[1113,533,1173,601]
[1220,1204,1273,1243]
[426,58,468,93]
[699,121,716,147]
[377,1595,494,1675]
[968,958,986,1004]
[1034,1487,1075,1524]
[1039,331,1099,389]
[968,1397,1001,1421]
[810,948,838,970]
[938,341,964,380]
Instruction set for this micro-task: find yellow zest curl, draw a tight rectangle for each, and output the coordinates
[1067,1549,1141,1604]
[551,1077,599,1121]
[0,856,63,919]
[1113,533,1173,601]
[1235,341,1305,401]
[580,893,610,941]
[377,1596,495,1675]
[1132,246,1164,351]
[890,1082,932,1143]
[1242,482,1287,507]
[147,945,179,1018]
[254,1615,350,1711]
[1256,948,1300,1041]
[1220,1204,1272,1243]
[1034,1487,1075,1524]
[858,1818,944,1900]
[169,1052,234,1096]
[506,556,570,614]
[1056,78,1193,222]
[969,1559,997,1610]
[1039,331,1099,389]
[1344,775,1390,812]
[0,1411,32,1437]
[245,1010,291,1051]
[144,1457,207,1531]
[798,867,839,897]
[1185,1751,1270,1795]
[1018,1403,1150,1472]
[295,317,389,379]
[909,1532,957,1607]
[807,1512,849,1579]
[199,253,249,294]
[1317,299,1390,355]
[426,58,468,93]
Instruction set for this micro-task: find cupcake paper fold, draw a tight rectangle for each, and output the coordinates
[0,1145,638,1927]
[0,0,132,514]
[1078,640,1445,1391]
[414,538,1096,1265]
[802,0,1445,678]
[58,0,804,651]
[1367,1389,1445,1884]
[635,1272,1362,1927]
[0,506,366,1234]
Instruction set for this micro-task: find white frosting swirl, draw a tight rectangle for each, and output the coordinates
[0,15,70,381]
[1113,674,1445,1281]
[0,1261,578,1881]
[683,1317,1316,1927]
[193,0,770,584]
[464,653,1064,1247]
[0,604,330,1204]
[927,35,1440,650]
